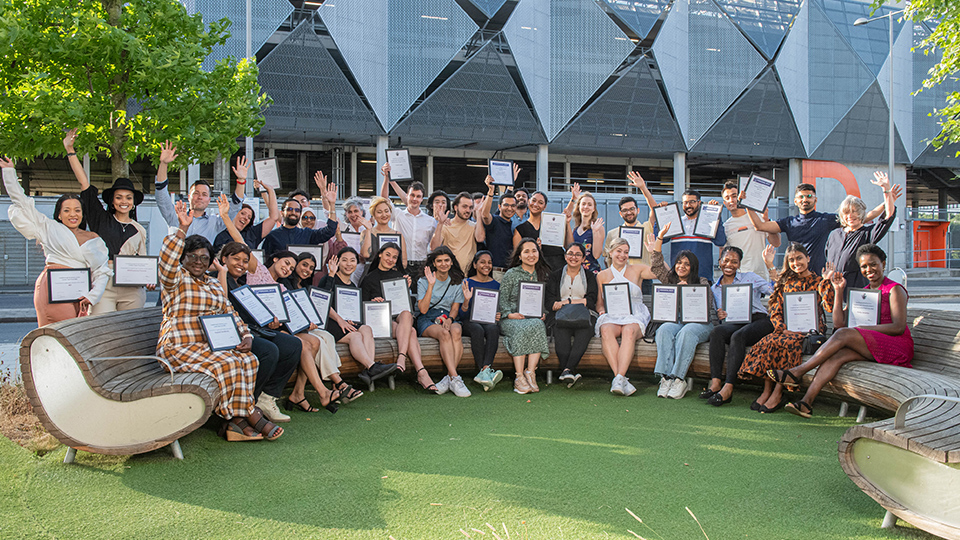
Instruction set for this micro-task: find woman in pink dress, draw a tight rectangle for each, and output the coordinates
[767,243,912,418]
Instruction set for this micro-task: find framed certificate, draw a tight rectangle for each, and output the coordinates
[290,288,322,326]
[229,285,275,327]
[249,284,289,323]
[602,283,633,317]
[199,314,241,351]
[363,301,393,338]
[784,291,819,333]
[307,287,332,325]
[470,289,499,324]
[740,174,775,212]
[652,285,679,323]
[341,231,362,253]
[721,283,753,324]
[113,256,159,287]
[385,148,413,181]
[539,212,566,248]
[679,284,710,323]
[47,268,91,304]
[287,244,325,265]
[281,291,311,334]
[250,249,264,264]
[381,277,412,316]
[654,203,684,239]
[618,227,644,259]
[335,286,363,323]
[253,157,281,190]
[693,204,722,239]
[517,281,545,318]
[846,288,880,328]
[376,233,402,252]
[488,159,514,186]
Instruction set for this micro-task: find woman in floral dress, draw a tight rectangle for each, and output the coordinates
[498,238,551,394]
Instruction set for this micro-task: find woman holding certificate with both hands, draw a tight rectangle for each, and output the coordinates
[458,251,504,391]
[513,191,571,271]
[769,244,913,419]
[416,246,468,397]
[498,238,552,394]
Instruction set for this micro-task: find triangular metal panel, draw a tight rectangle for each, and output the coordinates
[551,58,685,154]
[600,0,671,39]
[257,21,383,140]
[877,21,916,161]
[467,0,508,18]
[184,0,293,70]
[318,0,478,131]
[691,68,805,158]
[652,0,767,146]
[817,0,905,77]
[809,82,909,163]
[914,143,960,168]
[502,0,635,140]
[390,41,546,146]
[713,0,801,60]
[907,23,960,164]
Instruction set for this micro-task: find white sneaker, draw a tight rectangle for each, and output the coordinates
[436,375,451,395]
[611,374,625,395]
[488,369,503,391]
[622,378,637,397]
[450,375,472,397]
[667,378,689,399]
[256,394,290,423]
[657,377,673,398]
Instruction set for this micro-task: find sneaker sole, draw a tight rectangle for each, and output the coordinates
[489,371,503,388]
[566,375,581,388]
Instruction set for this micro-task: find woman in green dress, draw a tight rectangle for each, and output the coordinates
[498,238,551,394]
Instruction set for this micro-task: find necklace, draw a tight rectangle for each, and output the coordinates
[115,215,132,234]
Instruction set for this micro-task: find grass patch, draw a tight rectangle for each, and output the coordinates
[0,375,942,539]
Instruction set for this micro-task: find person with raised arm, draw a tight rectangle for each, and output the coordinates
[511,187,530,230]
[212,156,279,253]
[512,191,572,271]
[498,238,552,394]
[260,175,339,260]
[381,163,436,289]
[603,196,655,292]
[416,246,469,397]
[430,191,484,274]
[2,157,112,325]
[562,183,605,273]
[479,166,520,279]
[63,128,149,313]
[458,251,504,391]
[719,181,781,277]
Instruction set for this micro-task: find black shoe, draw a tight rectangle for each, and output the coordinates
[749,399,762,411]
[368,361,398,381]
[698,389,717,400]
[707,393,732,407]
[759,399,785,414]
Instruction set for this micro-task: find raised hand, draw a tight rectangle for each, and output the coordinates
[174,200,193,228]
[461,281,473,303]
[871,170,891,191]
[63,127,79,152]
[232,156,249,181]
[0,157,14,169]
[484,175,494,190]
[216,193,230,218]
[644,231,660,254]
[212,258,226,273]
[627,170,647,191]
[253,178,265,191]
[424,266,436,285]
[327,254,339,276]
[513,163,521,181]
[831,270,846,290]
[706,199,720,205]
[323,180,338,207]
[762,244,776,267]
[822,261,836,282]
[381,163,391,179]
[890,183,903,201]
[571,182,582,201]
[159,141,178,164]
[314,170,328,190]
[591,217,605,234]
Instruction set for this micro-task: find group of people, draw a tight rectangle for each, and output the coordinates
[3,137,915,441]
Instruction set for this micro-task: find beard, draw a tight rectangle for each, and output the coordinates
[285,214,301,227]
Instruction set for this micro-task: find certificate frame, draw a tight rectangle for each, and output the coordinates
[363,301,393,338]
[248,284,290,323]
[783,291,820,333]
[488,159,515,186]
[229,285,276,327]
[380,277,412,316]
[741,173,776,212]
[846,288,881,328]
[652,285,679,323]
[253,157,281,190]
[307,287,332,326]
[287,244,325,266]
[385,148,414,182]
[113,255,159,287]
[470,289,500,324]
[517,281,545,318]
[281,291,311,335]
[618,227,644,259]
[335,285,363,323]
[290,288,323,326]
[539,212,566,248]
[654,203,685,239]
[602,282,633,317]
[721,283,753,324]
[250,249,264,265]
[340,231,363,253]
[376,233,402,252]
[693,203,722,239]
[47,268,92,304]
[199,313,242,352]
[679,284,710,323]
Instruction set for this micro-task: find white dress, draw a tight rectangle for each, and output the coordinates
[595,264,651,336]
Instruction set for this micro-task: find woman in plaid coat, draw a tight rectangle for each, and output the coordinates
[156,201,281,442]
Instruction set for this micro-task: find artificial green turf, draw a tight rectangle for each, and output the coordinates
[0,376,942,539]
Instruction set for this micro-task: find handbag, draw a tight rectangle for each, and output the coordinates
[802,331,827,355]
[555,303,591,329]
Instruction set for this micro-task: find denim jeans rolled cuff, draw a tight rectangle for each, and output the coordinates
[654,322,713,379]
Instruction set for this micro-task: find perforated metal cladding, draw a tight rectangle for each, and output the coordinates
[810,82,909,163]
[256,21,383,141]
[692,68,804,157]
[318,0,478,131]
[467,0,508,18]
[818,0,905,77]
[713,0,800,59]
[503,0,635,141]
[601,0,672,39]
[184,0,293,70]
[654,0,766,146]
[877,20,915,161]
[391,41,545,147]
[550,59,685,155]
[908,23,960,164]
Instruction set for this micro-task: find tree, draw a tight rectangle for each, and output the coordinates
[0,0,270,180]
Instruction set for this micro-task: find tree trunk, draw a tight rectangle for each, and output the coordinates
[104,0,129,181]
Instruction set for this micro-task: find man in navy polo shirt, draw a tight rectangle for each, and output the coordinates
[480,176,517,281]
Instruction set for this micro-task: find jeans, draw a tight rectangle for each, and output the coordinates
[654,322,713,379]
[553,326,593,371]
[461,320,500,370]
[708,313,773,385]
[250,332,301,399]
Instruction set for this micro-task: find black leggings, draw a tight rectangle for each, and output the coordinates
[461,320,500,370]
[553,325,593,372]
[708,312,773,385]
[250,332,302,399]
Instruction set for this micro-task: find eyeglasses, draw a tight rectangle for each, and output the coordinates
[796,193,815,199]
[620,206,638,213]
[284,207,302,213]
[184,253,211,264]
[301,216,316,221]
[565,251,584,258]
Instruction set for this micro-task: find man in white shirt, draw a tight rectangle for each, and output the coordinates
[380,164,436,290]
[720,181,780,277]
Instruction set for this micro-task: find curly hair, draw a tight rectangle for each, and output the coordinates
[425,245,465,285]
[180,235,214,265]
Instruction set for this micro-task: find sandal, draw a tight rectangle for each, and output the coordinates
[395,353,407,373]
[284,397,319,413]
[785,401,813,418]
[248,408,283,441]
[759,398,785,414]
[416,367,438,394]
[766,368,802,391]
[320,388,341,414]
[334,380,363,404]
[219,418,263,442]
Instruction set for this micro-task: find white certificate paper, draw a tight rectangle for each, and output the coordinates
[290,288,322,326]
[377,234,402,251]
[654,203,684,239]
[846,288,880,328]
[199,314,241,351]
[308,287,332,325]
[488,159,514,186]
[363,301,393,338]
[652,285,679,323]
[784,291,819,333]
[741,174,775,212]
[721,283,753,324]
[618,227,644,258]
[47,268,92,303]
[470,289,499,324]
[603,283,633,317]
[341,231,362,253]
[517,281,545,318]
[381,278,412,316]
[287,245,325,266]
[229,285,275,327]
[253,157,281,190]
[250,284,289,322]
[282,291,311,334]
[539,212,566,248]
[250,249,264,265]
[680,285,710,323]
[693,204,722,239]
[336,286,363,323]
[385,148,413,181]
[113,256,159,287]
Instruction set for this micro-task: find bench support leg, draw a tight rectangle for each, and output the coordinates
[170,440,184,460]
[546,370,553,385]
[856,405,868,423]
[881,510,897,529]
[838,402,849,417]
[686,377,694,390]
[387,375,395,390]
[368,381,375,392]
[63,447,77,464]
